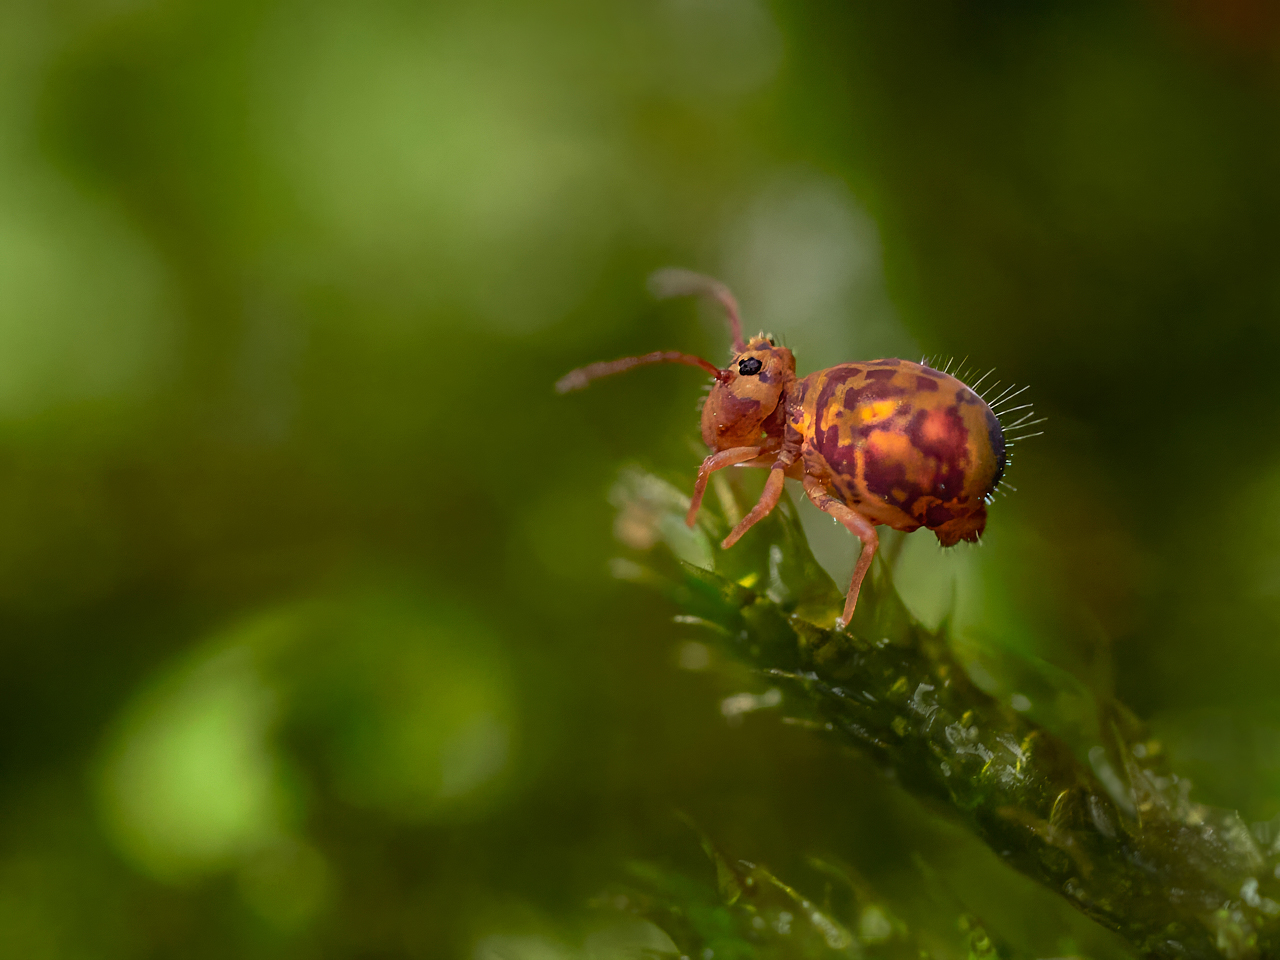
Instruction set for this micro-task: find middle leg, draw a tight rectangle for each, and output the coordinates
[802,476,880,627]
[721,464,787,548]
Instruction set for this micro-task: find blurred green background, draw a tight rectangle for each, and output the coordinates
[3,0,1280,956]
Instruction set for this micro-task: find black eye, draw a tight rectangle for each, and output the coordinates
[738,357,763,376]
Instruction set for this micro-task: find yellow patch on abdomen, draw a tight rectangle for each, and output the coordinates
[857,399,899,425]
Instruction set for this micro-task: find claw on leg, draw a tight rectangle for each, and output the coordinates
[802,476,879,625]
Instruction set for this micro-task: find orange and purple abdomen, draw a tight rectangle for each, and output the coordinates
[797,359,1005,546]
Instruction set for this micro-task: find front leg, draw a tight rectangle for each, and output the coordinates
[802,475,880,627]
[686,446,763,527]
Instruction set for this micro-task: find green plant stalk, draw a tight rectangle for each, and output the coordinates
[616,469,1280,960]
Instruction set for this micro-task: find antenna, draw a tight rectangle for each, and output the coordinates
[648,268,745,353]
[555,350,727,394]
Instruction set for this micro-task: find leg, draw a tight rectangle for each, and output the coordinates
[722,465,787,548]
[686,446,763,527]
[802,476,879,627]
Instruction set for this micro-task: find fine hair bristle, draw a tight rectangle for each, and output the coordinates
[969,367,996,396]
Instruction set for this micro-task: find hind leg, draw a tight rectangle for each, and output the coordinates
[802,476,879,627]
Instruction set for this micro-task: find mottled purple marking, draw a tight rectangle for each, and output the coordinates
[905,408,970,509]
[983,407,1006,496]
[860,443,923,509]
[843,380,908,411]
[925,502,955,526]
